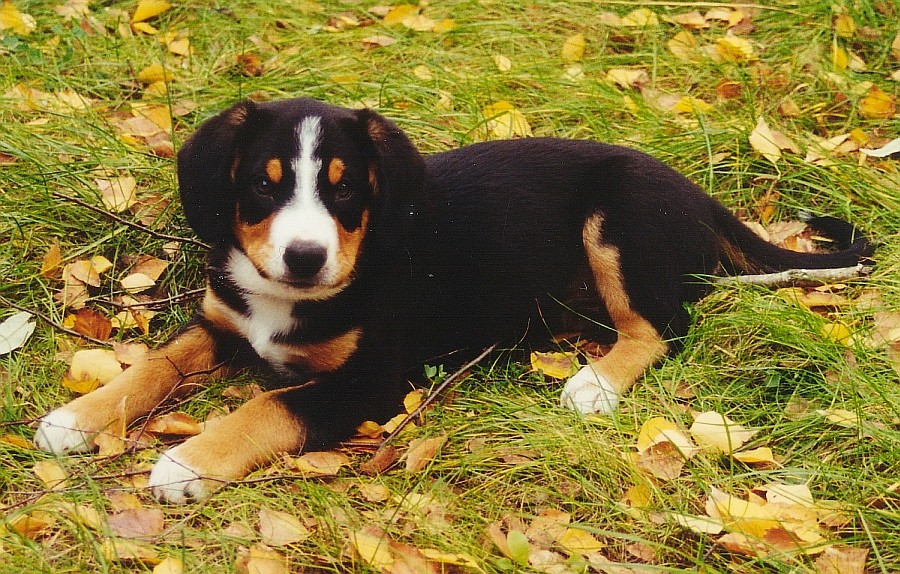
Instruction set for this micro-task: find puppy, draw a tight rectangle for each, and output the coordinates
[34,98,872,502]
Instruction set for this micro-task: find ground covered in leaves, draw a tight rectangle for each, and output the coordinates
[1,1,900,573]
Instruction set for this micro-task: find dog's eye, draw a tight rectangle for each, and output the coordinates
[334,181,353,202]
[253,177,274,196]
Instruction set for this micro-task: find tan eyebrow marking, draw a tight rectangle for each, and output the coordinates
[265,158,283,184]
[328,158,345,186]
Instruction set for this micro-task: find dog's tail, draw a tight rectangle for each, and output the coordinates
[713,205,874,274]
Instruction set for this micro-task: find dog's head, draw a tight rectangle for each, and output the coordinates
[177,98,425,298]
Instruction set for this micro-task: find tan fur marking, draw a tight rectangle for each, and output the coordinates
[230,155,241,183]
[328,158,345,186]
[281,328,362,373]
[265,158,283,184]
[582,214,668,395]
[60,324,227,440]
[334,210,370,284]
[234,207,275,275]
[200,287,241,336]
[164,388,307,482]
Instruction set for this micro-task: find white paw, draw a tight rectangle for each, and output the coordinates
[560,366,620,415]
[148,445,216,504]
[34,408,93,454]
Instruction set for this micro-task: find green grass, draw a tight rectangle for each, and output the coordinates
[2,0,900,572]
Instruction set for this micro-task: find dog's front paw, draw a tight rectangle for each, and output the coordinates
[34,407,94,454]
[148,444,224,504]
[560,365,620,415]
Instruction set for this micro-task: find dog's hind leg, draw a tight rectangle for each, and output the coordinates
[560,214,670,414]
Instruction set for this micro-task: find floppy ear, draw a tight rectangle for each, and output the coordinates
[356,108,427,252]
[177,100,257,245]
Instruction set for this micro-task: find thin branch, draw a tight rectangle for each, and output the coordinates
[91,288,205,310]
[715,264,872,288]
[50,191,209,250]
[377,343,498,452]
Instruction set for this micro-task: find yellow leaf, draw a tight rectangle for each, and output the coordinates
[137,63,173,84]
[101,539,161,565]
[121,272,155,294]
[153,557,184,574]
[431,18,455,33]
[733,447,777,466]
[557,528,604,554]
[670,512,724,534]
[143,412,201,436]
[132,0,171,23]
[892,31,900,62]
[817,408,859,427]
[748,116,782,164]
[859,85,896,119]
[33,459,68,490]
[493,54,512,72]
[350,528,393,570]
[821,321,853,345]
[0,1,36,35]
[636,417,698,458]
[63,348,123,394]
[706,487,780,538]
[620,8,658,27]
[242,545,290,574]
[668,30,702,62]
[530,350,579,379]
[131,20,158,35]
[383,4,417,25]
[667,11,709,29]
[560,33,585,63]
[419,549,486,573]
[832,43,849,72]
[671,95,713,114]
[716,36,755,61]
[403,389,424,414]
[833,13,855,38]
[605,67,649,89]
[257,508,310,546]
[167,36,190,56]
[689,411,756,454]
[482,101,532,139]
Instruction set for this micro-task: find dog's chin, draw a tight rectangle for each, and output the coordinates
[273,275,351,301]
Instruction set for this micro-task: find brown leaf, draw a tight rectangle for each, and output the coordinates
[143,412,201,437]
[236,545,290,574]
[291,451,349,476]
[360,446,399,475]
[41,240,62,279]
[108,508,166,539]
[815,546,868,574]
[405,435,447,473]
[637,441,687,480]
[73,307,113,341]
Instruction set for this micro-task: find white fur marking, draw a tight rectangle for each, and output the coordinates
[148,444,216,504]
[265,116,340,283]
[34,408,93,454]
[560,365,621,415]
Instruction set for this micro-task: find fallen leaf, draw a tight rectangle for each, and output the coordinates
[833,13,856,38]
[814,545,868,574]
[717,37,756,61]
[668,30,702,62]
[859,85,896,119]
[132,0,171,23]
[9,511,55,539]
[493,54,512,72]
[860,135,900,157]
[237,545,290,574]
[291,450,349,476]
[620,8,658,27]
[121,273,156,294]
[143,412,201,436]
[97,177,138,213]
[108,508,166,539]
[689,411,756,454]
[357,482,391,502]
[636,417,698,458]
[0,0,36,35]
[670,513,725,534]
[101,539,160,565]
[817,408,859,427]
[62,348,124,394]
[359,446,399,475]
[153,557,184,574]
[556,527,604,555]
[560,33,585,63]
[33,459,68,490]
[481,101,532,139]
[749,116,785,164]
[41,240,62,278]
[136,64,173,84]
[258,508,310,546]
[637,440,687,480]
[530,350,579,379]
[72,307,112,341]
[605,68,649,89]
[361,34,396,48]
[733,447,777,466]
[405,435,447,473]
[0,311,36,356]
[349,527,393,570]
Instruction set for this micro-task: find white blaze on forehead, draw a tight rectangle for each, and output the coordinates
[266,115,340,282]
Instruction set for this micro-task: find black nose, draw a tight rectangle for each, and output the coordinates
[283,242,327,278]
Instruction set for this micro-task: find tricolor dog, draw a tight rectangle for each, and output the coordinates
[35,98,873,502]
